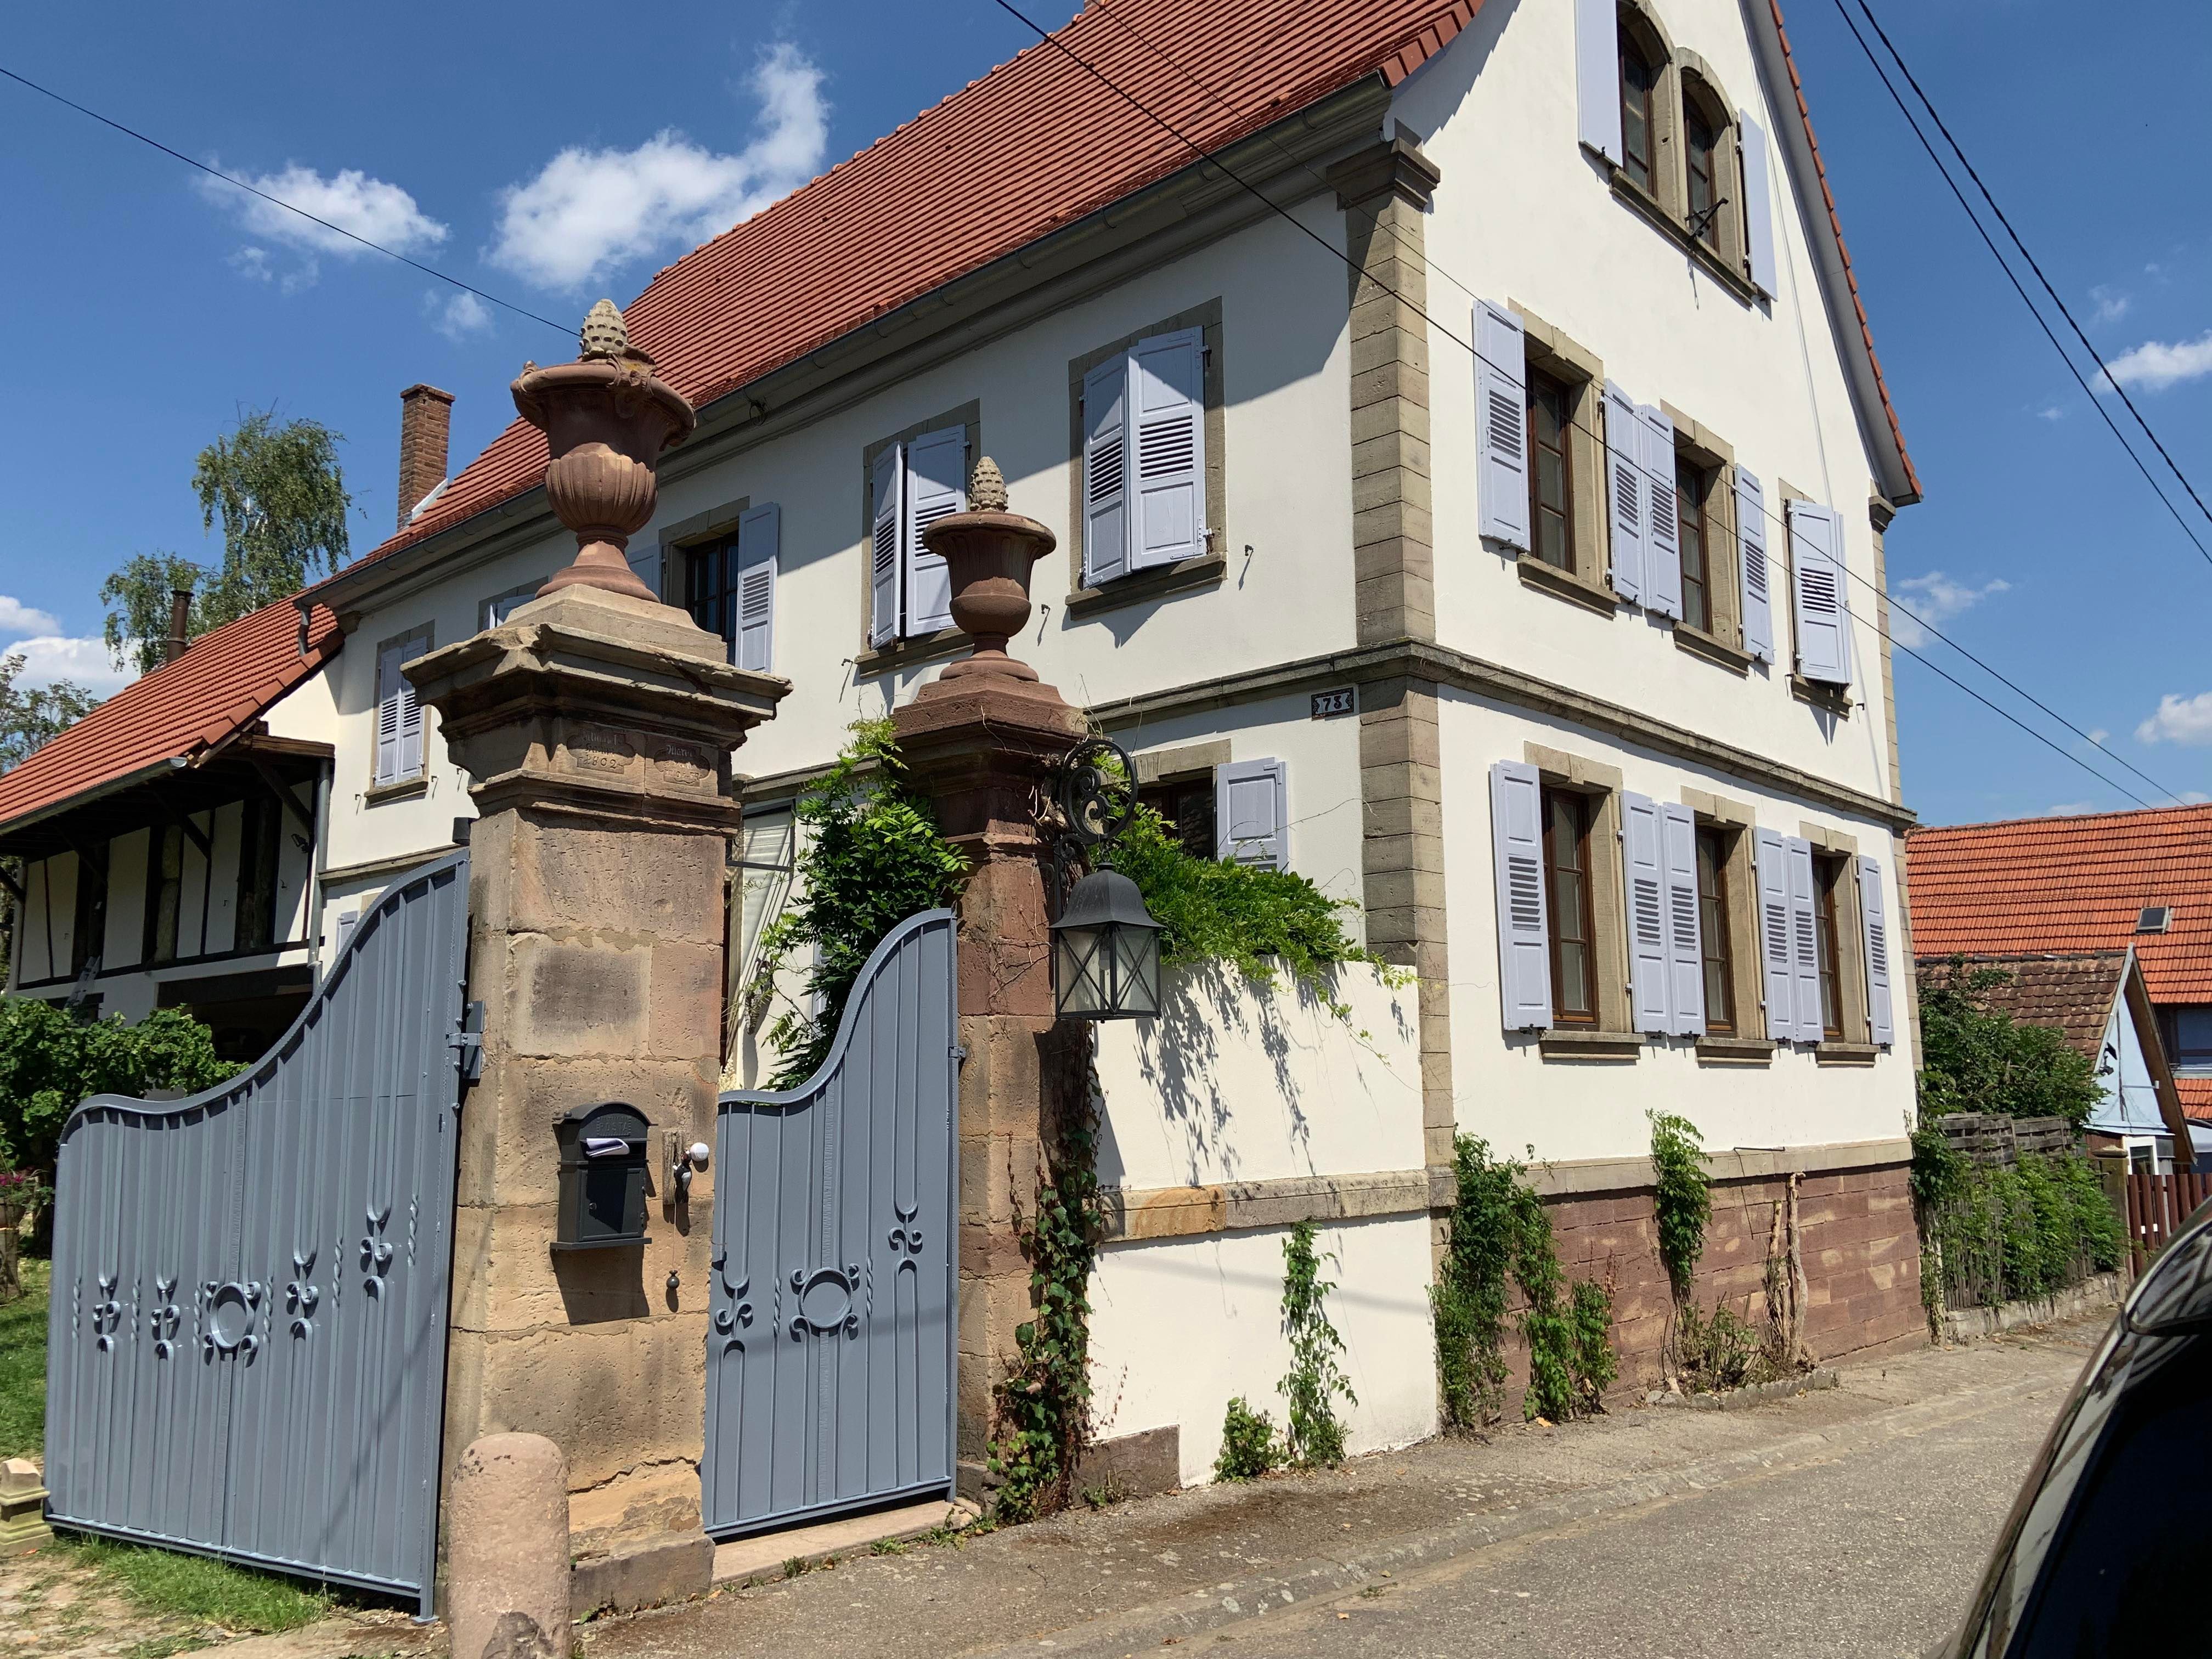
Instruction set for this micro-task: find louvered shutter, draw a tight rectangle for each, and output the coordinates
[1081,355,1130,586]
[1130,329,1206,569]
[1604,381,1645,604]
[335,909,359,957]
[1640,404,1682,619]
[905,425,966,634]
[1622,792,1670,1034]
[733,503,779,673]
[1490,760,1552,1031]
[1858,854,1894,1047]
[1475,301,1531,552]
[394,636,428,780]
[625,544,663,602]
[1661,802,1705,1035]
[1753,830,1795,1042]
[1575,0,1623,165]
[1739,112,1778,297]
[1735,465,1775,662]
[1788,500,1852,687]
[374,643,403,785]
[1215,758,1286,870]
[870,443,902,646]
[1787,837,1822,1041]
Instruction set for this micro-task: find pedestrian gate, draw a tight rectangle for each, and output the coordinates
[703,909,960,1536]
[44,851,473,1614]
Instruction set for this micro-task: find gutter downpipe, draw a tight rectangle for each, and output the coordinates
[307,758,333,986]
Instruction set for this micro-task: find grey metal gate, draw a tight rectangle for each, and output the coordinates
[704,908,959,1536]
[44,851,472,1615]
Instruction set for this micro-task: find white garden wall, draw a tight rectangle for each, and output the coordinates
[1086,962,1438,1485]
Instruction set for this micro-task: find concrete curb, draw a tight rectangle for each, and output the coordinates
[967,1371,2067,1659]
[1940,1274,2122,1343]
[1646,1368,1839,1411]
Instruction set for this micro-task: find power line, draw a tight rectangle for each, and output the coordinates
[0,61,575,340]
[993,0,2176,810]
[1848,0,2212,538]
[1819,4,2212,572]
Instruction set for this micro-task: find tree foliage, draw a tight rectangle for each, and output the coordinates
[0,653,99,776]
[753,719,967,1090]
[102,409,351,677]
[0,998,238,1173]
[1916,957,2103,1130]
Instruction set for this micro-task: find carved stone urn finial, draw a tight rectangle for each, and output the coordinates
[913,458,1065,704]
[510,302,697,602]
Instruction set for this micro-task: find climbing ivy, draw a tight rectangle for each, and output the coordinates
[751,719,967,1088]
[1513,1191,1615,1421]
[1279,1220,1356,1466]
[1647,1111,1711,1304]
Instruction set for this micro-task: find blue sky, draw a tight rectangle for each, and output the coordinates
[3,0,2208,826]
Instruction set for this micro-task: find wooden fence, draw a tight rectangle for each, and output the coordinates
[1936,1113,2077,1166]
[2125,1170,2212,1274]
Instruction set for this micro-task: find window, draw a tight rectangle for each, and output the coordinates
[70,851,106,979]
[1684,101,1722,251]
[481,584,541,629]
[1544,788,1599,1025]
[1676,456,1713,633]
[372,627,432,787]
[144,822,184,966]
[234,794,283,953]
[1619,28,1659,195]
[1696,827,1735,1034]
[870,427,968,647]
[1138,777,1217,861]
[2163,1007,2212,1074]
[1079,328,1207,586]
[1813,853,1847,1038]
[1528,370,1575,572]
[685,504,781,672]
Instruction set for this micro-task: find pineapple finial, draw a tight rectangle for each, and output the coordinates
[580,299,629,359]
[969,455,1008,513]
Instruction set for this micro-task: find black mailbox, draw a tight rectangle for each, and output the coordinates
[554,1102,651,1250]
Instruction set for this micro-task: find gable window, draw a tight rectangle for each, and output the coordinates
[1685,102,1721,251]
[372,626,432,788]
[1078,328,1209,587]
[868,424,969,648]
[1544,787,1599,1025]
[684,504,781,672]
[1695,827,1736,1034]
[1618,27,1660,195]
[2163,1007,2212,1074]
[1676,455,1714,633]
[1527,369,1575,572]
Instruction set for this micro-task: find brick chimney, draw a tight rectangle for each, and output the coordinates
[397,383,455,529]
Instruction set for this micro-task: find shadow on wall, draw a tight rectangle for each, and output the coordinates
[1093,962,1418,1189]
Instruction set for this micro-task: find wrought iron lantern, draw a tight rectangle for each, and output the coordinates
[1051,869,1164,1020]
[1047,736,1164,1021]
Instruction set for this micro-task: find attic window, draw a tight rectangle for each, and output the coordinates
[2138,906,2174,934]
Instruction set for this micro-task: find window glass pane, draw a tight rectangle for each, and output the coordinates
[1686,106,1718,244]
[1546,791,1595,1022]
[1620,40,1654,189]
[1697,828,1734,1032]
[1814,856,1843,1036]
[1528,374,1573,572]
[1677,458,1708,632]
[2171,1007,2212,1069]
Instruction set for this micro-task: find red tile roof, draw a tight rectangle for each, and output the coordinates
[2178,1077,2212,1125]
[0,601,340,832]
[1908,806,2212,1005]
[1925,950,2128,1064]
[332,0,1910,582]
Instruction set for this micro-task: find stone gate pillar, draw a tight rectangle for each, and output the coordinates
[888,461,1088,1493]
[408,306,785,1611]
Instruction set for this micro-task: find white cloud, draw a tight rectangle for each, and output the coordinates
[198,162,448,259]
[0,597,61,638]
[1889,571,2011,647]
[2090,285,2130,324]
[3,635,134,697]
[2100,330,2212,393]
[229,245,273,282]
[2035,403,2064,421]
[489,43,827,290]
[2183,791,2212,806]
[2087,728,2110,746]
[2137,691,2212,747]
[428,290,492,340]
[2044,802,2095,817]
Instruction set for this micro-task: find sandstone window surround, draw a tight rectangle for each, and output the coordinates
[368,623,433,799]
[856,400,983,673]
[1660,402,1751,674]
[1680,787,1771,1064]
[1524,743,1637,1056]
[1503,304,1612,614]
[1064,299,1227,622]
[1800,821,1878,1061]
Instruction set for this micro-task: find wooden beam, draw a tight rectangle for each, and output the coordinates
[245,753,315,836]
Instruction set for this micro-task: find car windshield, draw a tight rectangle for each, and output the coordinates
[1978,1326,2212,1655]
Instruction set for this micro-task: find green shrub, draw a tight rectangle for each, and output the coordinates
[1916,958,2102,1128]
[1675,1301,1773,1393]
[1214,1397,1284,1481]
[1279,1221,1355,1466]
[1431,1135,1520,1427]
[0,998,236,1173]
[1926,1150,2123,1311]
[1647,1111,1709,1302]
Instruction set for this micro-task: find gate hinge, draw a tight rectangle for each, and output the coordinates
[950,1044,968,1062]
[450,1001,486,1084]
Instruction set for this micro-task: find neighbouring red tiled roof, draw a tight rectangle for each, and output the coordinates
[1920,950,2128,1063]
[0,601,340,831]
[332,0,1911,583]
[1909,806,2212,1006]
[2178,1077,2212,1124]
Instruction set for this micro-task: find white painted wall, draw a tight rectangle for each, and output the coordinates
[1437,691,1916,1165]
[1403,0,1899,806]
[1087,963,1437,1484]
